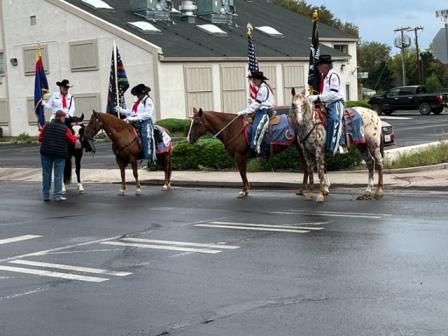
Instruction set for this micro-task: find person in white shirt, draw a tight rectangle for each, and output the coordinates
[307,54,346,155]
[44,79,75,121]
[237,71,275,153]
[116,84,154,162]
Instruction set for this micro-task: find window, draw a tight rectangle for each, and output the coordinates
[23,45,49,76]
[69,39,99,72]
[346,84,350,101]
[333,44,349,54]
[0,51,5,76]
[30,15,36,25]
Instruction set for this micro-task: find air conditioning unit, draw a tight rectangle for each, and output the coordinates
[196,0,235,24]
[130,0,171,21]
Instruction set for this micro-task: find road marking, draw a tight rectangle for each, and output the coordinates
[0,235,41,245]
[207,221,325,231]
[0,265,108,282]
[271,210,389,219]
[195,224,310,233]
[119,238,239,250]
[380,116,413,120]
[9,260,132,277]
[101,241,224,254]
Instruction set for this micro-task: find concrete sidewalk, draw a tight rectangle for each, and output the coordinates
[1,164,447,190]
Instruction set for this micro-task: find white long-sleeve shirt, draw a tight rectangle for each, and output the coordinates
[119,95,153,121]
[44,91,75,120]
[246,82,275,113]
[319,69,344,103]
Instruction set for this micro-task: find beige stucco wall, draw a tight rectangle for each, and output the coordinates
[1,0,158,135]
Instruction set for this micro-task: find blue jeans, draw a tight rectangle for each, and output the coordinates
[136,119,151,160]
[41,155,65,199]
[250,108,270,151]
[326,101,345,152]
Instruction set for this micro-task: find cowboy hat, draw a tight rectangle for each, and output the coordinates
[250,71,269,81]
[131,83,151,96]
[56,79,73,88]
[316,54,333,65]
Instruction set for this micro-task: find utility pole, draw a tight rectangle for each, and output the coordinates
[407,26,424,85]
[394,27,411,86]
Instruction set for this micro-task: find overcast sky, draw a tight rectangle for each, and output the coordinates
[305,0,447,51]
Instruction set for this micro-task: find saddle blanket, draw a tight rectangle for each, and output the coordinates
[244,114,295,147]
[154,125,172,154]
[343,108,365,145]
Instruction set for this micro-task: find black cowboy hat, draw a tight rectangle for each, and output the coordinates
[250,71,269,81]
[56,79,72,88]
[316,54,333,65]
[131,83,151,96]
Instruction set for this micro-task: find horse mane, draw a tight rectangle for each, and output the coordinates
[98,112,132,131]
[203,110,237,121]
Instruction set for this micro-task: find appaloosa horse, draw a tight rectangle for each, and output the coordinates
[291,88,384,202]
[187,107,320,198]
[84,111,172,195]
[63,114,87,194]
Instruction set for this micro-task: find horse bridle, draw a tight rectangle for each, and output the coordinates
[292,100,322,144]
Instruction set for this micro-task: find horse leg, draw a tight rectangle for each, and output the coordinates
[372,146,384,200]
[160,153,172,191]
[74,151,84,193]
[118,162,126,196]
[131,160,141,196]
[296,146,308,196]
[304,153,314,201]
[62,157,71,194]
[357,144,374,200]
[315,148,326,203]
[235,153,249,198]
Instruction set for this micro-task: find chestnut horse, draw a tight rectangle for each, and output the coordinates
[187,107,320,198]
[84,111,172,195]
[291,89,384,202]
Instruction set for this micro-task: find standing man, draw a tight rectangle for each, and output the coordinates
[38,110,78,201]
[44,79,76,121]
[307,55,346,155]
[237,71,275,153]
[116,83,155,163]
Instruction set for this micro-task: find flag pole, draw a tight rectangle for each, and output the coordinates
[113,40,120,119]
[309,9,319,95]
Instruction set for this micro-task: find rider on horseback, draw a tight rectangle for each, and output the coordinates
[307,55,347,155]
[237,71,275,154]
[44,79,75,121]
[116,83,156,164]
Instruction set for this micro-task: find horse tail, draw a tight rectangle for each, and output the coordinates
[64,157,72,184]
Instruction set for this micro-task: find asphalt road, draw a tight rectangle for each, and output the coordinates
[0,181,447,336]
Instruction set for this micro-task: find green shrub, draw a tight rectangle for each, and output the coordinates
[346,100,371,108]
[171,140,199,170]
[196,139,234,169]
[156,118,190,136]
[325,147,363,170]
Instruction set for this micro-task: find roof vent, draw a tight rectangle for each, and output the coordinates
[196,0,235,25]
[129,0,171,21]
[180,1,197,24]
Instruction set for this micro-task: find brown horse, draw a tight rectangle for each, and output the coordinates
[84,110,172,195]
[187,107,315,198]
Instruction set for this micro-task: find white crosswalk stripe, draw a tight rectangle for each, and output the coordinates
[0,235,41,245]
[194,221,325,234]
[102,241,228,254]
[270,210,389,219]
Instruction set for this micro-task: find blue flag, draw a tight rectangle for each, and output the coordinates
[106,46,129,113]
[34,50,49,128]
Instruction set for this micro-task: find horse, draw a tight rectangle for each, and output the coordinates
[187,107,319,198]
[84,110,172,195]
[63,114,86,194]
[291,88,384,202]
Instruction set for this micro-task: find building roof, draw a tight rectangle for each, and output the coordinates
[64,0,357,60]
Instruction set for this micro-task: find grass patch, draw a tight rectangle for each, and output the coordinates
[385,142,448,169]
[0,133,36,144]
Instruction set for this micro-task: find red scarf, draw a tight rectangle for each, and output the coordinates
[319,74,325,94]
[132,99,139,113]
[62,95,67,109]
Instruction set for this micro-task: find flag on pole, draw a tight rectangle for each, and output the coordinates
[34,49,49,129]
[247,23,259,100]
[106,46,129,113]
[308,10,321,95]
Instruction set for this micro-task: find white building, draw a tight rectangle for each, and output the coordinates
[0,0,358,136]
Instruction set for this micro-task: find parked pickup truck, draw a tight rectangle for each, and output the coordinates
[368,85,447,115]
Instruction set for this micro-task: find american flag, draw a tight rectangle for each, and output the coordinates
[308,10,321,95]
[106,46,129,114]
[247,24,259,100]
[34,49,49,129]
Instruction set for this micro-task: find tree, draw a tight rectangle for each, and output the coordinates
[273,0,359,37]
[357,42,394,92]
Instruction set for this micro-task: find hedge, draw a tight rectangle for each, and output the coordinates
[156,118,191,136]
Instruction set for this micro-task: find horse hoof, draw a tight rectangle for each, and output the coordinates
[237,191,248,199]
[356,192,372,200]
[316,194,325,203]
[161,184,169,191]
[306,193,313,201]
[374,190,384,200]
[136,189,142,196]
[295,189,304,196]
[118,190,125,196]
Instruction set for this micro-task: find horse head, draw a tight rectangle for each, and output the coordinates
[188,107,209,144]
[85,110,103,139]
[291,88,315,125]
